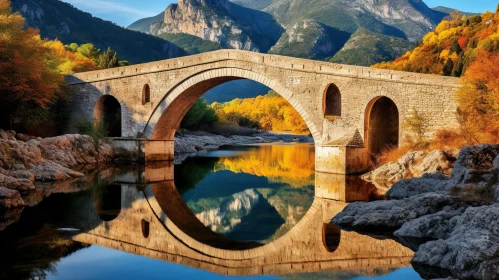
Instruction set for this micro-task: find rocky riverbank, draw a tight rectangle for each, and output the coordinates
[333,145,499,280]
[362,149,458,193]
[0,129,114,210]
[174,131,314,154]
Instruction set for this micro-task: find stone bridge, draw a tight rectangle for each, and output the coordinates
[70,163,414,276]
[67,50,459,174]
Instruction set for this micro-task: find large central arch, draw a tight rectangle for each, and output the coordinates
[142,68,321,143]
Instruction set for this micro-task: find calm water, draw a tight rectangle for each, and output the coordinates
[0,144,422,280]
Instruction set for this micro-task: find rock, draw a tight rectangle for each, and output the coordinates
[333,144,499,279]
[386,175,452,200]
[394,206,468,240]
[362,150,454,190]
[332,193,456,232]
[450,144,499,185]
[412,150,452,177]
[0,132,114,205]
[0,173,35,192]
[412,205,499,280]
[0,187,24,208]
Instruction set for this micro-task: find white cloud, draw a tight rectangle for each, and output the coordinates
[62,0,155,17]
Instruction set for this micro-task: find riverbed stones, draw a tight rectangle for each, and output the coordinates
[333,144,499,279]
[174,132,313,155]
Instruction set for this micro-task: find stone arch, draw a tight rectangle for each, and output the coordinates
[146,183,326,260]
[364,96,399,155]
[93,184,122,222]
[94,95,122,137]
[142,84,151,105]
[142,68,321,142]
[323,84,341,118]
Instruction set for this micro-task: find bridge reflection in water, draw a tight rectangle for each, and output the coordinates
[72,161,414,277]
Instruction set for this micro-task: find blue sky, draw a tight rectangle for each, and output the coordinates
[61,0,497,27]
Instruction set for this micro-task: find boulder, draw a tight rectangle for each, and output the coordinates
[386,174,452,200]
[0,187,24,208]
[412,205,499,280]
[0,173,35,192]
[332,193,456,232]
[362,150,454,190]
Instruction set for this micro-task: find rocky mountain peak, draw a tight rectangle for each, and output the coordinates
[178,0,231,12]
[154,0,283,52]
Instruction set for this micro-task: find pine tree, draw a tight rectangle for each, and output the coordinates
[98,47,120,69]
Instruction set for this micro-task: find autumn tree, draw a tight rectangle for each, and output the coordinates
[455,50,499,144]
[0,0,63,127]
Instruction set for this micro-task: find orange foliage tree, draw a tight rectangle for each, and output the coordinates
[454,50,499,144]
[0,0,96,130]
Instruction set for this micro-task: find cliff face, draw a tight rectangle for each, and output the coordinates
[261,0,442,42]
[149,0,283,52]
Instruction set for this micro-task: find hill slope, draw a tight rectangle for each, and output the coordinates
[373,11,499,77]
[330,28,415,66]
[11,0,187,64]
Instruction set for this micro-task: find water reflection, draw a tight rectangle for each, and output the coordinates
[0,144,419,279]
[177,144,315,243]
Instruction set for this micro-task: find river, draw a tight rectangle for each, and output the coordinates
[0,143,423,280]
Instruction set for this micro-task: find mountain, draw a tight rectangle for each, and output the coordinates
[129,0,452,64]
[258,0,442,42]
[127,0,474,101]
[140,0,284,52]
[127,12,165,34]
[158,33,222,55]
[330,28,415,66]
[268,20,351,60]
[11,0,187,64]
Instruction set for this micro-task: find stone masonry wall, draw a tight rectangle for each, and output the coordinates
[67,50,460,147]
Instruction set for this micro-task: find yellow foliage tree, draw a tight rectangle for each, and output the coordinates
[212,91,310,134]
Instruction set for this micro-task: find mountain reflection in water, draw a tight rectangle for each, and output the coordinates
[0,144,422,280]
[178,144,315,243]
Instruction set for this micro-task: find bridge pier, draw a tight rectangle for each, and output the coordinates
[113,138,174,162]
[315,145,370,175]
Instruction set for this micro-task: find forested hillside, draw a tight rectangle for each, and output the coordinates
[11,0,187,64]
[374,10,499,77]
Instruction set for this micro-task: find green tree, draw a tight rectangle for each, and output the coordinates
[76,43,100,61]
[98,47,119,69]
[181,99,219,130]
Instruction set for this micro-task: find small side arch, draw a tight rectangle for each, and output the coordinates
[323,84,341,118]
[142,84,151,105]
[94,95,122,137]
[364,96,399,155]
[322,223,341,252]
